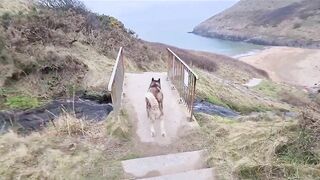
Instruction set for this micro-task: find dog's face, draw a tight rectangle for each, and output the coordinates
[150,78,161,88]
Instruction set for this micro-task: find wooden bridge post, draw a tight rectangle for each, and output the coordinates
[108,47,124,118]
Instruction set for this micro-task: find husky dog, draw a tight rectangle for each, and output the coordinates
[145,78,165,137]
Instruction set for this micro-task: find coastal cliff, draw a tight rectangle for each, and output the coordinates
[193,0,320,48]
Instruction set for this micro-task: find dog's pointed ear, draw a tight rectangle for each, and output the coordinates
[152,77,154,81]
[158,78,161,82]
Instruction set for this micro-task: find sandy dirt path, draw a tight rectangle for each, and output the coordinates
[240,47,320,87]
[124,72,198,146]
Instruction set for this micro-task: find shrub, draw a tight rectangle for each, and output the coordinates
[279,91,308,106]
[38,0,87,14]
[293,23,301,29]
[276,130,319,165]
[275,105,320,166]
[0,49,12,65]
[0,37,4,52]
[53,113,92,136]
[1,12,12,29]
[169,48,218,72]
[299,105,320,144]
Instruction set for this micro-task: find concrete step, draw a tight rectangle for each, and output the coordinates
[121,150,206,179]
[140,168,215,180]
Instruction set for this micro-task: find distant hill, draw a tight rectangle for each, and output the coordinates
[193,0,320,48]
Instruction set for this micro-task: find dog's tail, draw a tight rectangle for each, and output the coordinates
[145,92,159,110]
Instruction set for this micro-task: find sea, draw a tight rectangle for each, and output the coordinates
[83,0,265,57]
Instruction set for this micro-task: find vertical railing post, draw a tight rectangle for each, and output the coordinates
[166,48,199,120]
[190,76,197,120]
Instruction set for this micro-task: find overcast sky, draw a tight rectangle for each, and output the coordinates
[82,0,239,18]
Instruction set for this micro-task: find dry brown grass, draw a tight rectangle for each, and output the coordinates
[0,111,138,179]
[0,0,33,16]
[279,91,310,107]
[52,112,92,136]
[146,41,268,84]
[299,104,320,144]
[196,113,320,179]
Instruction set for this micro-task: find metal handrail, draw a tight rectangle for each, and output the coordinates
[167,48,199,80]
[107,47,124,115]
[167,48,198,120]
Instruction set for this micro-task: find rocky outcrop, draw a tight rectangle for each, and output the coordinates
[193,0,320,48]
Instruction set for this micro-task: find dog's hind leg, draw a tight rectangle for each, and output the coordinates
[159,102,163,116]
[150,120,155,137]
[146,98,150,118]
[160,117,166,137]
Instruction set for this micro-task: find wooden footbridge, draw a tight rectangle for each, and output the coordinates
[107,48,215,179]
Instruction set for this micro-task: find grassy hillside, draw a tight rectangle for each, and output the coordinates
[193,0,320,48]
[0,0,167,109]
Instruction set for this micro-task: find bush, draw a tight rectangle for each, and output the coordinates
[0,49,12,65]
[275,105,320,166]
[279,91,308,106]
[53,113,92,136]
[173,49,218,72]
[38,0,87,13]
[293,23,301,29]
[1,12,12,29]
[299,105,320,143]
[276,130,319,165]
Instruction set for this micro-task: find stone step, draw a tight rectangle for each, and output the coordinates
[140,168,215,180]
[121,150,206,179]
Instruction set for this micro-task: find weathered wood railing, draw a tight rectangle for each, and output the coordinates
[167,48,199,120]
[108,47,124,116]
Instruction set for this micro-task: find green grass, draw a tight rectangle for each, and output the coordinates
[276,130,320,165]
[205,94,228,107]
[226,101,269,114]
[0,87,18,96]
[5,95,40,109]
[120,153,140,161]
[209,115,237,125]
[195,70,281,114]
[253,80,282,98]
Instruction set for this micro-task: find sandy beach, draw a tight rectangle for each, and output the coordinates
[240,47,320,87]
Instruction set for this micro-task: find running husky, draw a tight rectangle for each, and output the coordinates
[145,78,165,137]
